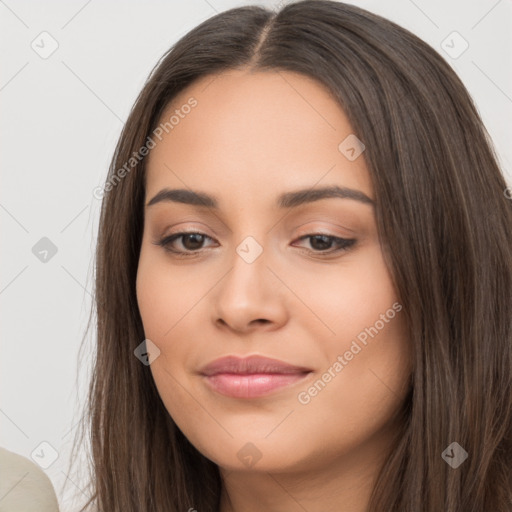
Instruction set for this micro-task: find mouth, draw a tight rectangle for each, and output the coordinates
[199,355,313,399]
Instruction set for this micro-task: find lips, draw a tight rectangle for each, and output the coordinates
[199,355,312,398]
[200,355,312,376]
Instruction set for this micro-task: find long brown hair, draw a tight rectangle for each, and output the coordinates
[68,1,512,510]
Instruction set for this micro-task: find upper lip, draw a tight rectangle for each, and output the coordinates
[200,355,312,376]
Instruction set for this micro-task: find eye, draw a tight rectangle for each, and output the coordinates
[153,231,217,255]
[292,234,356,254]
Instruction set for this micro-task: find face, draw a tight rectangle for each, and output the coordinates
[136,69,412,476]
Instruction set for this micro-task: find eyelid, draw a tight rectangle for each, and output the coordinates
[294,219,357,237]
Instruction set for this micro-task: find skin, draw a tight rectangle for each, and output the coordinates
[136,69,413,512]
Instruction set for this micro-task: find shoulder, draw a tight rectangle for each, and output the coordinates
[0,447,60,511]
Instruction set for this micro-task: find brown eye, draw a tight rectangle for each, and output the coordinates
[154,231,216,254]
[293,234,356,254]
[179,233,207,251]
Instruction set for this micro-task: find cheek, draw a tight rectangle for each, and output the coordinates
[288,242,399,341]
[136,254,203,420]
[296,311,411,445]
[135,249,210,341]
[289,243,411,412]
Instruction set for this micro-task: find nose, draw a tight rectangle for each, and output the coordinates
[212,245,289,334]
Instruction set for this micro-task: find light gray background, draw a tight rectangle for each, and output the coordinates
[1,0,511,509]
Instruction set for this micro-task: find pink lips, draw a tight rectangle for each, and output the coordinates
[200,355,312,399]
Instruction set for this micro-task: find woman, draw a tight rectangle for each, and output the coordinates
[71,1,512,510]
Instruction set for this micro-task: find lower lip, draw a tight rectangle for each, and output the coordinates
[203,372,311,398]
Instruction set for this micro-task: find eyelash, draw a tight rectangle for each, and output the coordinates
[153,231,357,258]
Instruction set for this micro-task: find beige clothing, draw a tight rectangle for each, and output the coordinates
[0,447,59,511]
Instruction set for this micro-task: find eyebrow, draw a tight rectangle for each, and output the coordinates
[146,185,374,209]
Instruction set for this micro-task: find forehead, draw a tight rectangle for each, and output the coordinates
[145,69,373,207]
